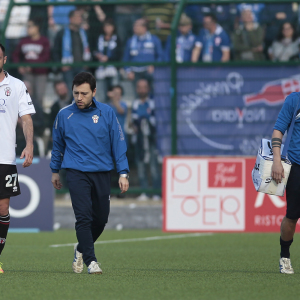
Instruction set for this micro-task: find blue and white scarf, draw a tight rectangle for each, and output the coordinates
[62,27,91,64]
[129,32,152,56]
[176,31,195,63]
[97,34,117,59]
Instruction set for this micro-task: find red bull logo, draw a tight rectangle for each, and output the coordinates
[243,78,300,106]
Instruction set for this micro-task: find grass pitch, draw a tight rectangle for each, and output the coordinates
[1,230,300,300]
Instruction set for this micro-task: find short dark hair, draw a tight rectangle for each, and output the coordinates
[204,13,217,23]
[0,43,5,55]
[53,80,67,90]
[72,72,96,91]
[69,9,79,19]
[112,85,124,96]
[29,18,41,30]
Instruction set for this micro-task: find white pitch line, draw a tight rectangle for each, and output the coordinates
[49,233,213,248]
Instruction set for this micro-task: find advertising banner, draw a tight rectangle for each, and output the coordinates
[154,66,300,156]
[163,157,298,233]
[9,158,54,231]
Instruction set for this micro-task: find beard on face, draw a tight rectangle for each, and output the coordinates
[137,92,148,99]
[76,99,93,109]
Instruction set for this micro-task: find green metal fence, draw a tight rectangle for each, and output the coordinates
[1,0,299,195]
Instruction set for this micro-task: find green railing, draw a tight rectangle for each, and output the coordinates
[1,0,298,195]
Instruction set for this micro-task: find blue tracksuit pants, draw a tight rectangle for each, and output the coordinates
[66,169,111,266]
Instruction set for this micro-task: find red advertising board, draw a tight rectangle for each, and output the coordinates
[163,157,296,233]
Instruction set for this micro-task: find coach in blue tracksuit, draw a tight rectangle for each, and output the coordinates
[50,72,129,275]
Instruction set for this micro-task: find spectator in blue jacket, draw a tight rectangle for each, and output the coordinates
[165,14,196,63]
[192,13,230,62]
[123,18,163,85]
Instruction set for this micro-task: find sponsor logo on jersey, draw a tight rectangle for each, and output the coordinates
[13,186,18,192]
[0,238,6,244]
[0,99,6,113]
[92,115,99,123]
[28,101,32,105]
[4,87,11,96]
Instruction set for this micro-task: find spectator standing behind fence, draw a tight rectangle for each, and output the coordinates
[49,81,72,130]
[143,3,175,46]
[237,3,265,24]
[48,0,76,46]
[232,9,265,61]
[94,19,121,103]
[192,13,230,63]
[107,85,127,142]
[46,80,72,185]
[53,10,91,92]
[114,4,142,50]
[132,79,161,202]
[268,22,300,62]
[184,4,237,36]
[261,3,296,53]
[165,14,196,62]
[123,19,163,88]
[12,18,50,108]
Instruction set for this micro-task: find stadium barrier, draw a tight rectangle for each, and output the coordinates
[10,158,53,231]
[163,156,300,233]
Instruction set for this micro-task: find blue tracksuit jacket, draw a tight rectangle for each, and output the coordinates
[50,98,129,174]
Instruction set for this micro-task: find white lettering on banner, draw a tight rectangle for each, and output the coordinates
[9,175,40,218]
[179,72,244,150]
[214,163,237,187]
[211,108,265,128]
[254,193,286,208]
[254,215,284,227]
[165,158,245,231]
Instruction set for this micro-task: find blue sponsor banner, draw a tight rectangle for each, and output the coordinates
[153,66,300,156]
[10,158,54,231]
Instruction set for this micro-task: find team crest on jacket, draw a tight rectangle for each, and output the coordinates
[4,87,11,96]
[92,115,99,123]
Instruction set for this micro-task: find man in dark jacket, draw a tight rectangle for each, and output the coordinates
[53,10,91,91]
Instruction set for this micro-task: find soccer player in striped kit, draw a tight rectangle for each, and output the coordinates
[0,43,36,273]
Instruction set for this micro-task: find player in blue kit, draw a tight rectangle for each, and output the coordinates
[50,72,129,274]
[272,92,300,274]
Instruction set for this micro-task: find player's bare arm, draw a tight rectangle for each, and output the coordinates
[51,173,63,190]
[271,129,284,184]
[20,114,34,168]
